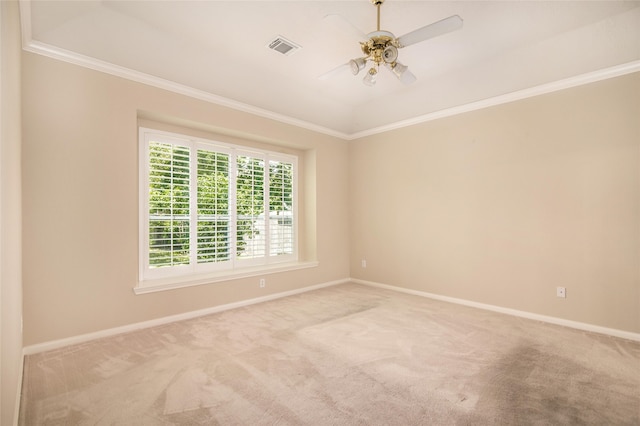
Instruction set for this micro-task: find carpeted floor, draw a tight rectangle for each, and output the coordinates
[19,283,640,425]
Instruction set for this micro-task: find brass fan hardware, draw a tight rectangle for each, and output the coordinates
[321,0,463,86]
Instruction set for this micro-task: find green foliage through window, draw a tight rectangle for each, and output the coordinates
[143,131,296,278]
[148,142,190,267]
[197,150,230,263]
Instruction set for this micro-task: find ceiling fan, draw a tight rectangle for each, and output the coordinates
[321,0,463,86]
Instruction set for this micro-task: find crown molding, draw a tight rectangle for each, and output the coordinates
[18,1,640,141]
[18,0,349,140]
[348,60,640,140]
[22,40,352,140]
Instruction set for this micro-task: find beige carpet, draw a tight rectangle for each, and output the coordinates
[20,283,640,425]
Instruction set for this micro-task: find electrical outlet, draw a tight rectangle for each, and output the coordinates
[361,259,367,268]
[556,287,566,298]
[259,278,266,288]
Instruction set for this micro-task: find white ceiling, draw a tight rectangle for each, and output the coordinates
[21,1,640,139]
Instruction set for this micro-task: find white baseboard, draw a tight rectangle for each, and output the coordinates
[352,278,640,342]
[23,278,349,355]
[23,276,639,355]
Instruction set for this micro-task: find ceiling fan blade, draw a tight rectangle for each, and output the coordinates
[318,63,349,81]
[323,14,368,40]
[397,15,463,48]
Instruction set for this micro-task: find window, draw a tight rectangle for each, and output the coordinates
[139,128,297,283]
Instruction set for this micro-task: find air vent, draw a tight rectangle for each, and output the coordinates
[266,35,301,56]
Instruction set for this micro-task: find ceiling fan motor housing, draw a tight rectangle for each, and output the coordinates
[361,32,399,66]
[324,0,461,85]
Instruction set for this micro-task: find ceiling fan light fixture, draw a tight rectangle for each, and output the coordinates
[363,67,377,86]
[389,61,408,79]
[382,45,398,63]
[349,57,367,75]
[319,0,463,87]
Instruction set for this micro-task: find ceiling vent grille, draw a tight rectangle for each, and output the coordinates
[266,36,301,56]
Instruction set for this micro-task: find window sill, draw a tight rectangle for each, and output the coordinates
[134,260,319,295]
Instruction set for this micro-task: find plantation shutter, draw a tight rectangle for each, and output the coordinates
[269,159,294,257]
[197,149,231,264]
[140,128,298,282]
[236,154,266,260]
[147,141,191,268]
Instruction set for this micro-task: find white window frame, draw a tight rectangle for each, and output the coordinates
[138,128,303,292]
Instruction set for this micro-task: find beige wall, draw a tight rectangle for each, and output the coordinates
[1,0,23,424]
[19,39,640,349]
[21,52,350,346]
[350,72,640,333]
